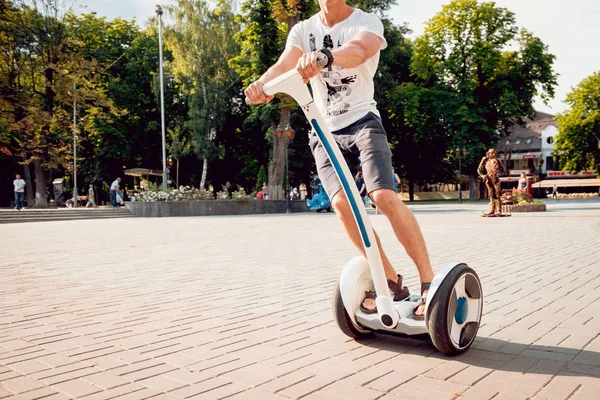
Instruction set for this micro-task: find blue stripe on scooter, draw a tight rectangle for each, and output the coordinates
[311,119,371,248]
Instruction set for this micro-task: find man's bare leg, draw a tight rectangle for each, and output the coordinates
[371,189,435,317]
[331,191,399,281]
[331,191,409,312]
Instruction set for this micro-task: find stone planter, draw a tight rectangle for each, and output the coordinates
[126,200,310,217]
[502,203,547,213]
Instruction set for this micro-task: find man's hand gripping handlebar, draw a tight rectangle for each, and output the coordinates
[244,55,328,105]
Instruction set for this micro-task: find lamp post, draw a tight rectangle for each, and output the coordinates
[73,82,77,208]
[455,148,467,203]
[167,157,174,187]
[156,4,168,191]
[281,124,295,213]
[536,153,544,198]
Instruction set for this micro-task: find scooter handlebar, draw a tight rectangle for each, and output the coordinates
[244,55,328,105]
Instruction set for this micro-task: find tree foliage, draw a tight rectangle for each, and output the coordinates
[554,71,600,172]
[0,0,561,205]
[410,0,557,198]
[164,0,239,188]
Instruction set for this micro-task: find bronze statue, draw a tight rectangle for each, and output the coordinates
[477,149,510,217]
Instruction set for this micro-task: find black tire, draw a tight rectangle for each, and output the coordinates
[316,209,323,213]
[332,278,372,339]
[426,264,482,355]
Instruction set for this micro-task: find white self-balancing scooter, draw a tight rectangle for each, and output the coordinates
[247,58,483,355]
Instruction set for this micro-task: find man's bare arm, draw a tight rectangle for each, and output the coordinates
[330,31,382,68]
[245,46,303,104]
[296,32,382,82]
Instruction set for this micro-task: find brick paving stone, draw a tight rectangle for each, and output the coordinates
[0,386,11,399]
[169,377,231,398]
[277,375,337,399]
[424,360,468,380]
[364,370,417,392]
[2,201,600,399]
[80,383,148,400]
[1,375,45,394]
[219,368,273,388]
[8,387,70,400]
[9,359,52,375]
[321,379,383,400]
[225,388,289,400]
[455,387,498,400]
[52,378,104,398]
[81,371,132,390]
[390,376,468,399]
[186,383,246,400]
[137,375,188,393]
[259,369,315,393]
[532,373,586,400]
[569,385,600,400]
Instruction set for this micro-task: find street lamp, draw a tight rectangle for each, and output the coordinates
[73,82,77,208]
[156,4,168,191]
[536,153,544,198]
[455,148,467,204]
[279,124,295,213]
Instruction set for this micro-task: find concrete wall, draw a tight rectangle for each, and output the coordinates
[126,200,310,217]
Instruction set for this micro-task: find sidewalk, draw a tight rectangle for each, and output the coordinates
[1,201,599,399]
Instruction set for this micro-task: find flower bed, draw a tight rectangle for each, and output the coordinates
[500,188,546,213]
[127,185,309,216]
[502,203,546,213]
[131,186,254,202]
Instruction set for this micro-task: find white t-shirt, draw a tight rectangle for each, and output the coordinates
[111,180,119,191]
[13,179,25,192]
[286,8,387,131]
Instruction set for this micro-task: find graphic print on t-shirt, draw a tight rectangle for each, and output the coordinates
[309,32,357,116]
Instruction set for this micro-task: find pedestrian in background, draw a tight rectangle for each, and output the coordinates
[13,173,26,210]
[110,177,121,209]
[86,184,96,208]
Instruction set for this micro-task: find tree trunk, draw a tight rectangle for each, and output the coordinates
[177,158,180,188]
[200,158,208,189]
[268,107,290,200]
[33,158,48,207]
[23,156,35,207]
[469,174,479,201]
[264,15,300,201]
[408,179,415,202]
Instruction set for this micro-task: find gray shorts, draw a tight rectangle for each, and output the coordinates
[309,112,394,199]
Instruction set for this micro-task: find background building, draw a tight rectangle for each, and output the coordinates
[497,112,599,195]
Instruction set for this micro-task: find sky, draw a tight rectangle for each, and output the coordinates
[77,0,600,115]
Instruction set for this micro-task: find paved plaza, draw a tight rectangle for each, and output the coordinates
[1,200,600,400]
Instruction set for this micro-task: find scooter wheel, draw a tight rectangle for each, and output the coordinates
[426,264,482,355]
[332,278,372,339]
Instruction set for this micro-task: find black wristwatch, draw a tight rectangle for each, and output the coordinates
[319,48,334,69]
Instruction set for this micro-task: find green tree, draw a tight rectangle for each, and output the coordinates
[66,13,174,197]
[388,83,457,200]
[411,0,557,199]
[0,1,120,206]
[255,164,267,192]
[554,71,600,173]
[166,125,191,188]
[164,0,239,189]
[232,0,321,200]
